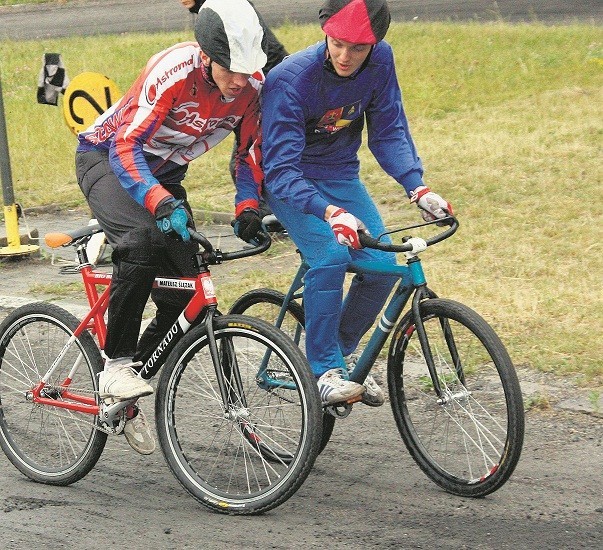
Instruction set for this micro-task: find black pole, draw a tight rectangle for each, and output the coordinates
[0,68,15,207]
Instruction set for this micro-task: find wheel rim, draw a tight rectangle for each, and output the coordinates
[161,326,311,506]
[0,315,99,476]
[395,313,515,486]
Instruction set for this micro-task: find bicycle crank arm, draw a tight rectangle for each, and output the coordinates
[98,398,137,434]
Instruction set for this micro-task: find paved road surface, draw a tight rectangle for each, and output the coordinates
[0,0,601,41]
[0,209,601,549]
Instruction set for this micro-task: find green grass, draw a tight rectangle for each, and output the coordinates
[0,22,601,385]
[0,0,54,5]
[29,280,84,299]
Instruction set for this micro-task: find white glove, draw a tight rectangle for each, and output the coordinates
[410,186,453,223]
[327,208,365,249]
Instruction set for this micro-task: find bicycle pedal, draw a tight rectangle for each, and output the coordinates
[99,398,136,434]
[346,394,364,405]
[324,402,353,418]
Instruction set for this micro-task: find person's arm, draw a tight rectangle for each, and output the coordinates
[365,43,424,196]
[232,89,264,217]
[262,81,330,220]
[231,83,266,244]
[109,56,188,214]
[366,44,453,221]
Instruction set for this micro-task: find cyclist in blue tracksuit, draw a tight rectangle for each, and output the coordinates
[262,0,454,406]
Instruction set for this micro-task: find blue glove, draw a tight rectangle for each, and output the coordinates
[155,198,191,242]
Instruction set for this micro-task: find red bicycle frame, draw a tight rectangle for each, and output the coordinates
[30,261,218,416]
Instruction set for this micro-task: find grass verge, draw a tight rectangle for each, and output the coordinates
[0,21,601,384]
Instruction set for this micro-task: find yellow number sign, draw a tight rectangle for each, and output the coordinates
[62,72,122,135]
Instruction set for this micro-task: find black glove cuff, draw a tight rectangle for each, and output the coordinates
[155,198,182,220]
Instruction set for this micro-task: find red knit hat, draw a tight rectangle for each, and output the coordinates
[319,0,391,44]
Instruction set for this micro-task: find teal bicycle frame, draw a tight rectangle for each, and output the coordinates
[259,218,459,400]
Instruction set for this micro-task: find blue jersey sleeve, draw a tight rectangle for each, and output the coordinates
[262,80,330,219]
[365,45,424,195]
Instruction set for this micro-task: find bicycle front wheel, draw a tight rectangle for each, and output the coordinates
[155,314,322,515]
[0,303,107,485]
[388,298,524,497]
[229,289,336,454]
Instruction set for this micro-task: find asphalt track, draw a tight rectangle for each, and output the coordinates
[0,0,601,41]
[0,211,601,549]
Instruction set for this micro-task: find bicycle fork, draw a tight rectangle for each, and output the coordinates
[408,275,466,398]
[348,255,465,401]
[203,309,249,421]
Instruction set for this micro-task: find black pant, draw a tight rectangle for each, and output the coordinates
[75,150,198,368]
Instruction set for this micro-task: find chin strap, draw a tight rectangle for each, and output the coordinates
[200,59,233,103]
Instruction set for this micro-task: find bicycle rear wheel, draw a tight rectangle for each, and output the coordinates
[0,303,107,485]
[155,314,322,515]
[388,298,524,497]
[229,289,336,454]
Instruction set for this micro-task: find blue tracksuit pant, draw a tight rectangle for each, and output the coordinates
[266,178,397,377]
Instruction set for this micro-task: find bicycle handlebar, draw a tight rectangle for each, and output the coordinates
[358,215,459,253]
[189,228,272,264]
[261,214,286,234]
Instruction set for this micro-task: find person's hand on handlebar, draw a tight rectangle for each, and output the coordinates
[233,207,263,245]
[409,186,453,225]
[155,197,193,242]
[326,207,366,250]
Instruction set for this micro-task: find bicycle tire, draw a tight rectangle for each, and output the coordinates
[0,302,107,485]
[387,298,524,497]
[155,314,322,515]
[229,289,336,454]
[229,289,306,352]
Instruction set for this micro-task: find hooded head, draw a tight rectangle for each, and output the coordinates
[195,0,268,74]
[319,0,391,44]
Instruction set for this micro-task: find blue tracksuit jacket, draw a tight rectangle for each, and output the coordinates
[262,39,424,219]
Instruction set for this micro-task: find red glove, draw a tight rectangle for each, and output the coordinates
[410,186,453,223]
[327,208,364,250]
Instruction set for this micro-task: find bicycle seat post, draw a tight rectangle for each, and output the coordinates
[75,242,91,268]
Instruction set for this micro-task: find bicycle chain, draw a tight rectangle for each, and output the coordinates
[32,403,124,435]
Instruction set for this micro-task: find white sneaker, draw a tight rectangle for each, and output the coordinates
[98,363,153,400]
[317,368,364,405]
[345,353,385,407]
[124,403,155,455]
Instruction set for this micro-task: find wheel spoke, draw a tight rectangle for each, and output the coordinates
[156,316,321,514]
[0,305,106,484]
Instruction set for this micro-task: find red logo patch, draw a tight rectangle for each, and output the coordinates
[147,84,157,104]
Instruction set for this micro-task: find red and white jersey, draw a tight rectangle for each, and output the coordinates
[78,42,264,215]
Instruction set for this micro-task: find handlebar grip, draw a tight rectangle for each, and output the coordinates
[358,232,413,252]
[189,229,213,252]
[425,216,459,246]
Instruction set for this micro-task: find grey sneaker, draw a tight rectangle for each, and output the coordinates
[345,353,385,407]
[317,368,364,405]
[98,363,153,400]
[124,403,155,455]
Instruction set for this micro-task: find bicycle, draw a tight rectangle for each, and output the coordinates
[229,215,525,498]
[0,223,323,515]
